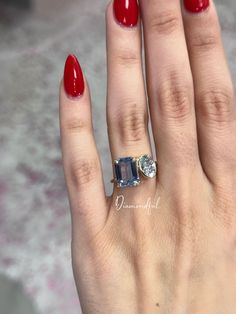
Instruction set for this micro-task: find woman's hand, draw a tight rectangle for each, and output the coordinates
[59,0,236,313]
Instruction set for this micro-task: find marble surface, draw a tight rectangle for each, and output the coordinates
[0,0,236,313]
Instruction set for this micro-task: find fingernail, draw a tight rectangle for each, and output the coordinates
[184,0,209,13]
[113,0,139,27]
[64,54,85,98]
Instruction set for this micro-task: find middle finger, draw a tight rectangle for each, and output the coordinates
[140,0,200,184]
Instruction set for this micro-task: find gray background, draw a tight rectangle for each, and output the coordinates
[0,0,235,313]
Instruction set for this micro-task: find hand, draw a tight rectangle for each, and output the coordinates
[59,0,236,313]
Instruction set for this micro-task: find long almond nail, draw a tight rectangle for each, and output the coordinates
[64,54,85,98]
[113,0,139,27]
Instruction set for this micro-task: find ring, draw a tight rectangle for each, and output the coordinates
[112,155,157,188]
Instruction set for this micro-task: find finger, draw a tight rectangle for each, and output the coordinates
[106,0,152,162]
[182,0,236,182]
[60,55,107,238]
[140,0,200,185]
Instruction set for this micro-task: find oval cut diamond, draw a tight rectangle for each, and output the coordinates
[139,155,157,178]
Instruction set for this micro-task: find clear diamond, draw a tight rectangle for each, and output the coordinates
[139,155,157,178]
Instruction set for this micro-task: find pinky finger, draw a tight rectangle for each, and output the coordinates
[59,55,108,240]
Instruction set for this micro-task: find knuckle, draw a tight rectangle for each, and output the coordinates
[69,158,101,188]
[63,117,89,134]
[198,87,234,124]
[114,49,140,67]
[172,199,197,240]
[148,10,180,35]
[190,33,219,53]
[158,72,192,121]
[113,102,148,144]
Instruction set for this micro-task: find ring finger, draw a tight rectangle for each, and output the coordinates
[106,1,154,190]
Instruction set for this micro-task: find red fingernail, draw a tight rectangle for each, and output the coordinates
[64,54,85,98]
[113,0,139,27]
[184,0,209,13]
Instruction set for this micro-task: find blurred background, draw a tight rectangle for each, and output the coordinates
[0,0,236,313]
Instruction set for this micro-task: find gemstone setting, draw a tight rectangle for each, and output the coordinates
[138,155,157,178]
[114,157,140,188]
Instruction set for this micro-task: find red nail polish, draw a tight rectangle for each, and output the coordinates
[64,54,85,98]
[113,0,139,27]
[184,0,209,13]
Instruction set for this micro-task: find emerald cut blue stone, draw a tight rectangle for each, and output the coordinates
[114,157,140,188]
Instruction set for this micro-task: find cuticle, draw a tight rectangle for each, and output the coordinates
[66,93,85,101]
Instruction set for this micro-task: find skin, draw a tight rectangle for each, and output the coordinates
[59,0,236,313]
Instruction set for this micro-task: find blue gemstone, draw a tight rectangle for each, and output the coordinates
[114,157,140,188]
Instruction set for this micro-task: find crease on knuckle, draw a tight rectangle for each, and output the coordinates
[149,10,180,35]
[114,49,140,67]
[158,72,192,121]
[112,102,148,144]
[70,158,100,188]
[198,88,234,125]
[64,117,89,134]
[190,33,219,53]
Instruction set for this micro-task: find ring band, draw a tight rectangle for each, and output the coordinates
[112,155,157,188]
